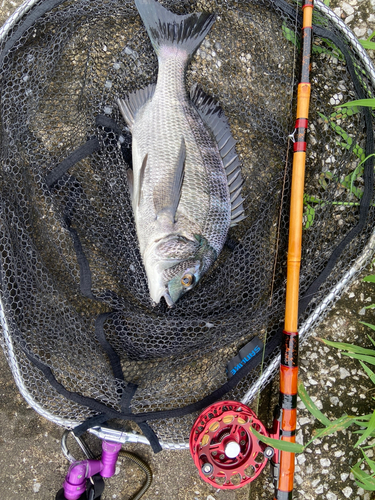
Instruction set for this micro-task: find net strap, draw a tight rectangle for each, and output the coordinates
[21,329,282,422]
[45,138,101,188]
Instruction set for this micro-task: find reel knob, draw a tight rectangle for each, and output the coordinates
[225,440,241,458]
[189,400,271,490]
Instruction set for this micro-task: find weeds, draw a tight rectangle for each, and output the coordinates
[359,30,375,51]
[302,101,375,229]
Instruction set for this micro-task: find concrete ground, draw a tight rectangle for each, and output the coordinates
[0,1,375,499]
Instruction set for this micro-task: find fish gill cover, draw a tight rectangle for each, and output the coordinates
[0,0,373,446]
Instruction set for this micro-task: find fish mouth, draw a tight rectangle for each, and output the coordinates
[145,261,176,307]
[162,291,174,307]
[150,288,175,307]
[153,234,177,244]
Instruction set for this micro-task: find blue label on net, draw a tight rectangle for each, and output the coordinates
[227,337,264,378]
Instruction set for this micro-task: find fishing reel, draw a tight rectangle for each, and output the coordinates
[189,400,280,490]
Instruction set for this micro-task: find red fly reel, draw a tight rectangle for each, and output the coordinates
[189,400,274,489]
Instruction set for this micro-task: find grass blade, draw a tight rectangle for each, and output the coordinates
[317,338,375,356]
[359,322,375,332]
[351,462,375,491]
[355,409,375,448]
[249,426,305,453]
[363,275,375,283]
[298,379,331,426]
[306,415,355,445]
[341,352,375,365]
[337,98,375,109]
[303,203,315,229]
[362,448,375,472]
[351,424,373,431]
[282,22,300,49]
[352,414,374,421]
[359,40,375,50]
[359,360,375,385]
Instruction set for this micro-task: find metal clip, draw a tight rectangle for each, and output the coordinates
[61,429,96,463]
[288,128,297,143]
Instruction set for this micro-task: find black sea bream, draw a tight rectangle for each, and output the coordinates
[117,0,245,306]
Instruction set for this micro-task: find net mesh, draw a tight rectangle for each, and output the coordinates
[0,0,374,447]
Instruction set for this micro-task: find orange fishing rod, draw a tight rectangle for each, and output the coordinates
[275,1,314,499]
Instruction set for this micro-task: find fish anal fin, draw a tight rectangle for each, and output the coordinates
[154,137,186,222]
[117,84,156,130]
[191,84,245,225]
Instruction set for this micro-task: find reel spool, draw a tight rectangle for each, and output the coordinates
[189,400,276,489]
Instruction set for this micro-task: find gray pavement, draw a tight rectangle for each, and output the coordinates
[0,1,375,499]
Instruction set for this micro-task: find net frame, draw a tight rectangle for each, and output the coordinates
[0,0,373,451]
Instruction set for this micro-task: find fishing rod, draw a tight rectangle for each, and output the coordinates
[275,0,314,498]
[189,1,315,493]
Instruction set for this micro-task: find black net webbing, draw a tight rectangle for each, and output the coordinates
[0,0,374,448]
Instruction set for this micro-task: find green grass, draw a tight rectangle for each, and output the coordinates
[302,113,375,230]
[301,32,375,230]
[359,30,375,51]
[305,274,375,491]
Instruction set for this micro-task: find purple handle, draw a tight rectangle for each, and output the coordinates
[63,460,102,500]
[101,441,122,477]
[62,441,122,499]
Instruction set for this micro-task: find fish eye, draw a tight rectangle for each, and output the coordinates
[181,273,194,287]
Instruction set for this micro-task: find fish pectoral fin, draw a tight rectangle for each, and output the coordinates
[154,137,186,222]
[137,153,148,207]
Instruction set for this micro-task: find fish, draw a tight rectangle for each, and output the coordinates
[117,0,245,306]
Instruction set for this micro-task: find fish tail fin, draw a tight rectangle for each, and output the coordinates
[135,0,215,59]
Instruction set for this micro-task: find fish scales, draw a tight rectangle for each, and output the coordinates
[117,0,244,305]
[134,56,230,249]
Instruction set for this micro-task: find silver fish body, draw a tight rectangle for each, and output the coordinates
[118,0,245,305]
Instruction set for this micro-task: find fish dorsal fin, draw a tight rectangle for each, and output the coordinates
[117,83,156,130]
[190,84,245,227]
[154,137,186,222]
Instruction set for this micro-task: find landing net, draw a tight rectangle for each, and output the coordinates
[0,0,374,448]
